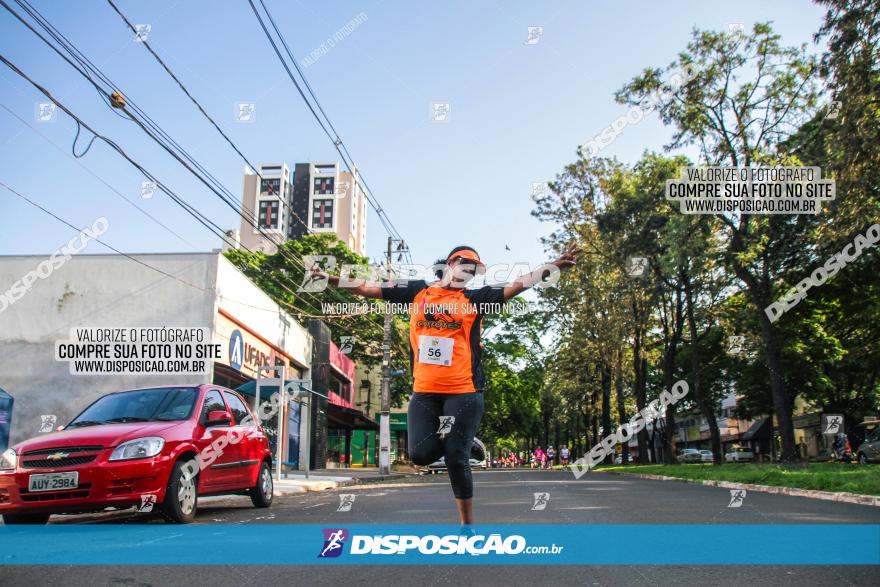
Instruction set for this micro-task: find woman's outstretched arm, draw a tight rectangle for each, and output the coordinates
[502,243,580,301]
[307,264,384,299]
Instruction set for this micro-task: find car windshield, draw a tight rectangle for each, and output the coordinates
[68,387,198,427]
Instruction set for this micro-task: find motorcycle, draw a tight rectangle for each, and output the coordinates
[831,432,853,463]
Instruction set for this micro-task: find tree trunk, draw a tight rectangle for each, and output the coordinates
[601,362,613,463]
[683,275,723,465]
[729,234,796,462]
[632,323,650,463]
[662,289,684,464]
[757,300,795,461]
[615,350,629,465]
[591,404,599,457]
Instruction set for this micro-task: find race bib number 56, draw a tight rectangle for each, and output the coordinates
[418,335,453,366]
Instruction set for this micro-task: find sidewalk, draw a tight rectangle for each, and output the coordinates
[269,467,411,496]
[596,469,880,507]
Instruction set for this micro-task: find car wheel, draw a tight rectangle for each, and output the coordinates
[2,513,50,525]
[250,461,274,508]
[858,453,868,465]
[162,459,198,524]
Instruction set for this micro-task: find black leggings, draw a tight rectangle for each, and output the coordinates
[408,391,484,499]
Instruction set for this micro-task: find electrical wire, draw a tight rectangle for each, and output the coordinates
[0,101,198,249]
[3,1,408,352]
[2,0,344,313]
[0,52,334,319]
[247,0,413,265]
[103,0,313,236]
[0,179,362,321]
[0,179,207,292]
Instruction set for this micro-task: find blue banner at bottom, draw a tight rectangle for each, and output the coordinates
[0,524,878,565]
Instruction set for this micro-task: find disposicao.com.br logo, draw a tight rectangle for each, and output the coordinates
[319,528,349,558]
[318,528,563,557]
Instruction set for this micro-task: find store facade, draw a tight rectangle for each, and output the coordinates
[0,252,312,463]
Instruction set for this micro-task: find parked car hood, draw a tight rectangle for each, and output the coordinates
[13,421,184,453]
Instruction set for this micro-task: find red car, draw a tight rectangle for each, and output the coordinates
[0,385,274,524]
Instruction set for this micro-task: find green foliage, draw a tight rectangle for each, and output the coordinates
[481,302,547,447]
[223,233,411,406]
[599,462,880,495]
[529,14,879,462]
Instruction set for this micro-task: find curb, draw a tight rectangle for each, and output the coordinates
[597,470,880,507]
[272,473,409,496]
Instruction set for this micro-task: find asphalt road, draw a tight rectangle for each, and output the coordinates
[4,469,879,586]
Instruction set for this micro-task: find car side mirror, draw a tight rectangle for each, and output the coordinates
[206,410,232,427]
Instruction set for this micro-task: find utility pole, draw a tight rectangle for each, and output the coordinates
[378,236,394,474]
[379,236,408,474]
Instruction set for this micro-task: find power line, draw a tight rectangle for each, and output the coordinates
[102,0,313,237]
[0,52,328,317]
[106,0,401,272]
[0,179,360,321]
[254,0,394,237]
[247,0,413,265]
[256,0,399,239]
[0,53,234,247]
[4,2,405,347]
[2,0,338,312]
[7,0,281,257]
[0,101,198,251]
[0,179,207,292]
[0,46,387,341]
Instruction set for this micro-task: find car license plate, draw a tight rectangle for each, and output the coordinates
[28,472,79,492]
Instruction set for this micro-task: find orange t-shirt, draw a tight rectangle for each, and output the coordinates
[382,281,504,393]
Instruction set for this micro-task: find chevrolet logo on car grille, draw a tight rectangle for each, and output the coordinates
[46,452,69,460]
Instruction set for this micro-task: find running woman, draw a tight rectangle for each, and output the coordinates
[560,445,570,466]
[533,446,546,469]
[311,244,578,528]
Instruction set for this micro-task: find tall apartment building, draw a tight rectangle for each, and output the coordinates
[237,162,367,256]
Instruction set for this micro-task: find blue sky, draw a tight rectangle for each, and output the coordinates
[1,0,827,270]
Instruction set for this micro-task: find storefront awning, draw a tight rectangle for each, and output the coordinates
[742,417,771,440]
[326,403,379,431]
[235,379,282,398]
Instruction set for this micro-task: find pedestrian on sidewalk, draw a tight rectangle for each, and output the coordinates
[310,244,579,532]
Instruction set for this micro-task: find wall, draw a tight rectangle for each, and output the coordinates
[0,252,218,444]
[238,172,267,253]
[214,255,311,372]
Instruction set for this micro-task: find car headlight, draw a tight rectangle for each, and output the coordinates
[109,437,165,461]
[0,448,16,471]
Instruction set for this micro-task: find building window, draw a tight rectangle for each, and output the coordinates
[261,178,280,195]
[258,200,280,229]
[312,199,333,228]
[314,177,334,195]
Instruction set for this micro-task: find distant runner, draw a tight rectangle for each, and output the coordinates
[534,446,547,469]
[560,445,570,466]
